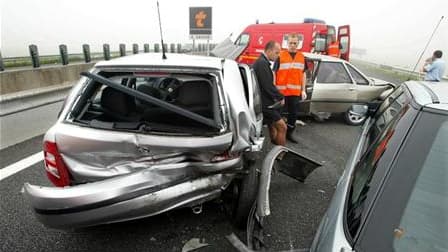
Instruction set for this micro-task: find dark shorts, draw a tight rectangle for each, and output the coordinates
[263,108,282,126]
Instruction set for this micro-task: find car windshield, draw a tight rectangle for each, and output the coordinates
[68,70,223,135]
[346,86,411,238]
[392,120,448,251]
[235,33,250,46]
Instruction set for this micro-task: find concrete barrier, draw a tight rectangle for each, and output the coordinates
[0,84,74,149]
[0,52,214,149]
[0,83,74,117]
[0,62,94,95]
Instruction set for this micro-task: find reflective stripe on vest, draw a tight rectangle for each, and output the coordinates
[278,62,305,70]
[275,50,305,96]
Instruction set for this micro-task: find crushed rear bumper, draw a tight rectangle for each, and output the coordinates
[24,158,241,229]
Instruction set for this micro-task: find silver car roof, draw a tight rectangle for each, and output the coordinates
[95,53,225,70]
[405,81,448,109]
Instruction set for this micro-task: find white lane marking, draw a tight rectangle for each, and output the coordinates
[0,152,43,181]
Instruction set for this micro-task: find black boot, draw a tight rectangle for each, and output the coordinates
[286,127,299,143]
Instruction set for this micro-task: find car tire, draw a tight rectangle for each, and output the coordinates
[232,158,260,228]
[344,107,367,126]
[222,155,260,229]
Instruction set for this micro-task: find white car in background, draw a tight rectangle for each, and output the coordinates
[301,52,396,125]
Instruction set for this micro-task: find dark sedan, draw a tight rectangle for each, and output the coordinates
[239,80,448,252]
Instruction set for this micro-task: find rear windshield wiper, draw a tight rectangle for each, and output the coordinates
[80,72,220,130]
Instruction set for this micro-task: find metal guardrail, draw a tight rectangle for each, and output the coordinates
[392,66,448,81]
[0,43,217,71]
[351,58,448,81]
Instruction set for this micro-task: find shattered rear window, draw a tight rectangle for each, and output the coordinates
[69,71,224,135]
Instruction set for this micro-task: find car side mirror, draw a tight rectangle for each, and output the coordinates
[351,102,381,118]
[367,101,382,116]
[350,104,368,117]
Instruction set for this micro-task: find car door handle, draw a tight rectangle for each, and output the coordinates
[349,88,356,91]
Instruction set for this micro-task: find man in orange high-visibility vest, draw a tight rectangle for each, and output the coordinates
[273,33,307,143]
[327,35,341,58]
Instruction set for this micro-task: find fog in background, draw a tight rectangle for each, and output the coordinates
[1,0,447,70]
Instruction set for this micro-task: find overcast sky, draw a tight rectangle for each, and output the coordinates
[1,0,447,69]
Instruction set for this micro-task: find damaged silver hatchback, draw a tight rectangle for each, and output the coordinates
[24,53,266,229]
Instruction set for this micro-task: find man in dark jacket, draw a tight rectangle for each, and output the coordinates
[253,41,286,146]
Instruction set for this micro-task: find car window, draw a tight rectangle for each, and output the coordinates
[340,36,349,54]
[346,89,413,239]
[70,71,222,134]
[372,89,408,134]
[235,34,250,46]
[346,64,369,85]
[305,60,317,83]
[251,70,262,121]
[392,121,448,252]
[239,66,250,104]
[354,110,447,252]
[362,85,406,143]
[316,62,352,83]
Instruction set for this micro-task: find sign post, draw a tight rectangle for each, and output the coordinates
[189,7,212,55]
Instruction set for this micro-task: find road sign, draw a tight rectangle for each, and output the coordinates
[189,7,212,39]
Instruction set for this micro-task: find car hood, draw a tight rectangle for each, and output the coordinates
[210,37,246,60]
[370,77,396,87]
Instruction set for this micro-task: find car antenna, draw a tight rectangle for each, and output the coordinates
[409,15,444,80]
[157,1,167,60]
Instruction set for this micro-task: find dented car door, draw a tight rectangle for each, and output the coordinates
[238,64,264,150]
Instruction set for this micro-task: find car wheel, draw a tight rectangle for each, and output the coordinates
[233,158,259,228]
[246,202,265,250]
[223,156,260,229]
[344,107,367,126]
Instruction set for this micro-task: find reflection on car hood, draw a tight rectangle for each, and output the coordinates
[210,37,246,60]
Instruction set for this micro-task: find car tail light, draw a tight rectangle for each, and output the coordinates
[43,141,70,187]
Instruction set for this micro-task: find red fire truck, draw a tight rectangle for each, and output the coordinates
[217,19,350,65]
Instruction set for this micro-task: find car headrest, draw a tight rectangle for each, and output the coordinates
[101,87,136,116]
[137,84,162,99]
[175,81,210,106]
